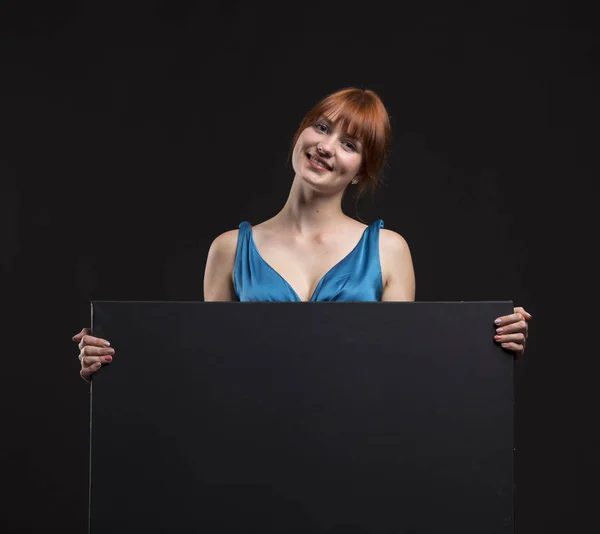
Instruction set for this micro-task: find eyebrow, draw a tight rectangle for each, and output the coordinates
[318,116,361,144]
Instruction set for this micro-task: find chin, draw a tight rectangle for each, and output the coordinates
[299,172,329,191]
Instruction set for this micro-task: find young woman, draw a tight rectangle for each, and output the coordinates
[75,87,531,381]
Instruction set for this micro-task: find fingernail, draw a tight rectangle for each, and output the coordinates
[93,363,101,369]
[496,327,503,333]
[494,319,501,325]
[501,343,508,348]
[494,335,502,340]
[105,355,113,362]
[103,341,110,347]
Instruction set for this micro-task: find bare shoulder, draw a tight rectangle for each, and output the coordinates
[379,228,415,301]
[208,228,239,255]
[204,228,240,301]
[380,228,411,256]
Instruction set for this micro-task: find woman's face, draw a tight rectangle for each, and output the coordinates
[292,117,363,192]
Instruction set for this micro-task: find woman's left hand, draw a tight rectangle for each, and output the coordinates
[494,306,532,358]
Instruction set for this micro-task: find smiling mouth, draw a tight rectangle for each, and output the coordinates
[306,153,332,171]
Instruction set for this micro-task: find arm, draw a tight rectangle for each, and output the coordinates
[203,229,239,301]
[380,229,416,302]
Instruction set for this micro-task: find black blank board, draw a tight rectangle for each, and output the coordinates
[90,301,514,533]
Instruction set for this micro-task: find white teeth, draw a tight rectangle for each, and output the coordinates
[310,155,328,169]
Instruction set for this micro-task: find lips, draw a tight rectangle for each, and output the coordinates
[306,152,332,171]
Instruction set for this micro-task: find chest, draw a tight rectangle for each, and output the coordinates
[251,231,365,302]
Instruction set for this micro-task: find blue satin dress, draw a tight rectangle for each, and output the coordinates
[233,219,384,302]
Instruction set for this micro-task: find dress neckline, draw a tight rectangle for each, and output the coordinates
[248,223,372,302]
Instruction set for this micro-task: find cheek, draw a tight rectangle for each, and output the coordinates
[291,141,306,173]
[292,130,311,158]
[340,153,362,174]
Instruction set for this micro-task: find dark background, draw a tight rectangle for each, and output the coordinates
[1,0,594,532]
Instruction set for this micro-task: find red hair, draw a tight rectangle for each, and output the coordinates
[292,87,392,196]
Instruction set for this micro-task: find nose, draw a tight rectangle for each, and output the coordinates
[317,141,333,157]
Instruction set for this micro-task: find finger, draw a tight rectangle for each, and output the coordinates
[82,360,102,374]
[494,312,525,326]
[78,334,111,351]
[72,327,90,342]
[514,306,532,320]
[495,320,528,335]
[81,356,104,369]
[80,362,102,381]
[494,333,526,345]
[81,355,109,367]
[81,346,115,358]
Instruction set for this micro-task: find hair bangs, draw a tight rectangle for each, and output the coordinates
[320,97,380,148]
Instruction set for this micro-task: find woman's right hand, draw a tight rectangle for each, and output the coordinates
[72,327,115,382]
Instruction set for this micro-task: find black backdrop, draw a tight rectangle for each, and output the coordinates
[1,1,594,532]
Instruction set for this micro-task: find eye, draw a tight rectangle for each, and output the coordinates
[315,122,328,133]
[343,140,357,151]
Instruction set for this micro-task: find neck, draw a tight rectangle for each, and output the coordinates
[274,175,349,234]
